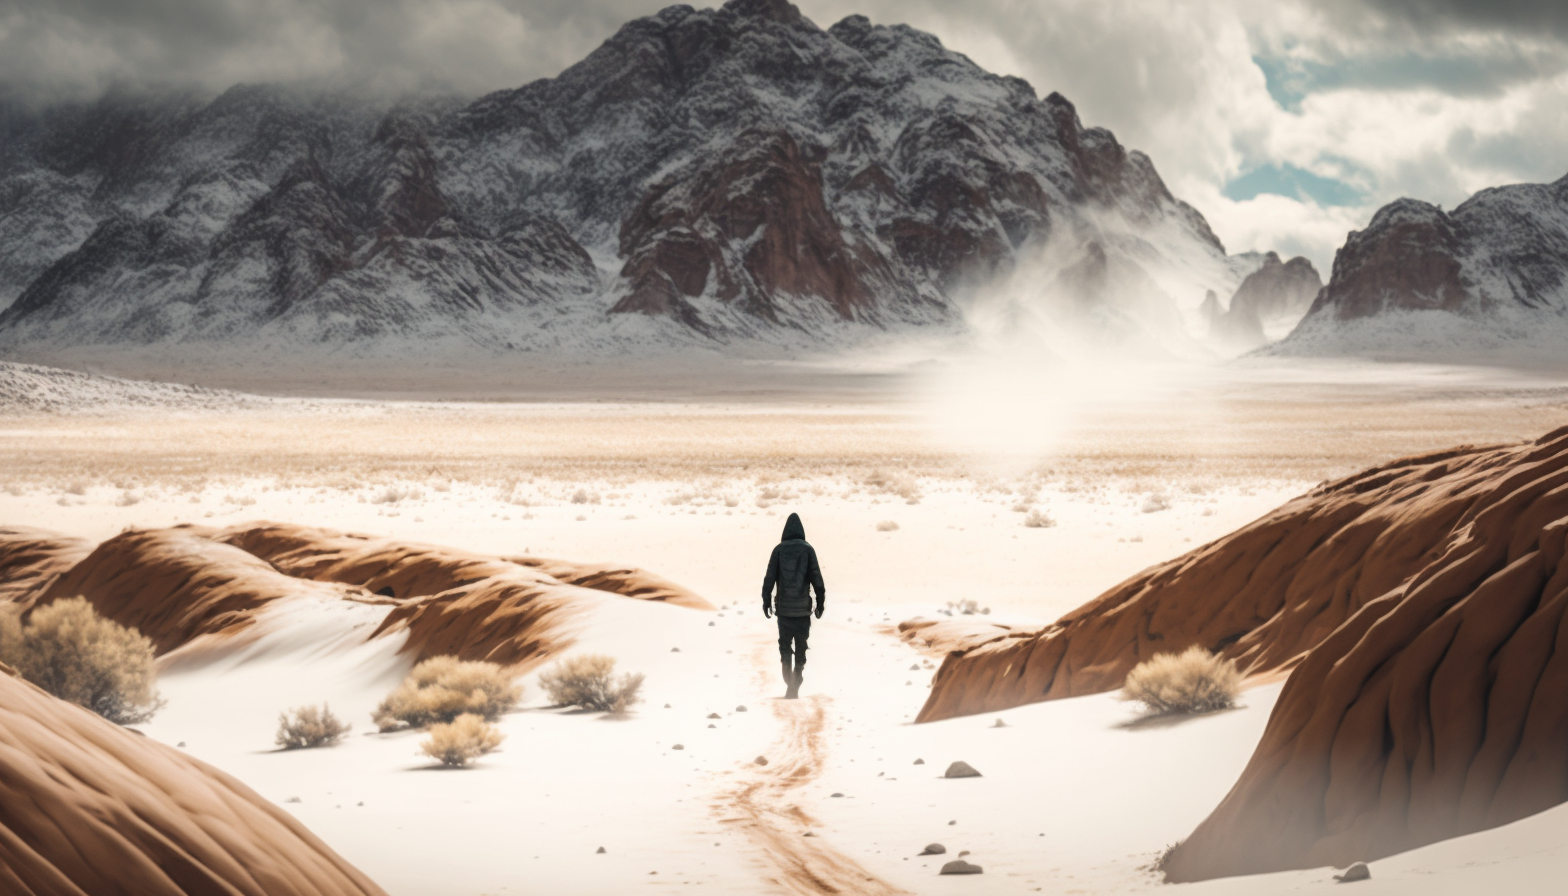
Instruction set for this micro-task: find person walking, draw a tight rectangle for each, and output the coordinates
[761,512,825,699]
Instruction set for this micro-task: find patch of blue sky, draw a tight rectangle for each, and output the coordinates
[1223,163,1364,207]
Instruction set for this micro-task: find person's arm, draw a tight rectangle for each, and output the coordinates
[761,545,779,618]
[808,546,825,618]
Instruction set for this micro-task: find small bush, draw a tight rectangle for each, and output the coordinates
[420,713,505,767]
[876,520,899,532]
[1120,647,1240,714]
[4,597,164,724]
[539,654,644,713]
[276,703,351,749]
[1023,509,1056,528]
[373,656,521,732]
[0,604,21,664]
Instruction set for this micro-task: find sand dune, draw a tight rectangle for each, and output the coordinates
[919,424,1568,880]
[2,521,712,667]
[0,661,386,896]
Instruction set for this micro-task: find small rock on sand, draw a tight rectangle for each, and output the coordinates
[736,705,747,712]
[1334,862,1371,883]
[596,847,606,854]
[671,647,680,652]
[909,664,920,670]
[672,744,685,750]
[708,724,716,728]
[948,820,956,825]
[939,859,983,875]
[919,843,946,855]
[958,850,970,857]
[992,719,1007,728]
[707,712,722,719]
[830,792,844,798]
[755,755,768,765]
[944,761,982,778]
[913,758,925,765]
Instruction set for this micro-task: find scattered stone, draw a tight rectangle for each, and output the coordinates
[919,843,946,855]
[803,832,816,837]
[944,761,982,778]
[284,796,301,803]
[1334,862,1371,883]
[672,744,685,750]
[671,647,680,652]
[958,850,970,857]
[755,755,769,766]
[948,820,957,825]
[736,705,747,712]
[708,621,715,626]
[176,741,186,748]
[913,758,925,765]
[663,703,671,708]
[357,802,363,807]
[910,664,920,670]
[830,792,844,798]
[708,724,716,728]
[596,847,606,854]
[939,859,983,875]
[707,712,722,719]
[991,719,1007,728]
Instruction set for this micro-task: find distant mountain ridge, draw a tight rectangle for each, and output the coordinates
[1273,172,1568,357]
[0,0,1246,357]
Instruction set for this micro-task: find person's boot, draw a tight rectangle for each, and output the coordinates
[781,662,796,699]
[790,665,804,699]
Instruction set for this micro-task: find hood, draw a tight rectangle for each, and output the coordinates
[781,512,805,542]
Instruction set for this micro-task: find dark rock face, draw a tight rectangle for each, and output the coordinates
[1280,174,1568,350]
[0,0,1231,352]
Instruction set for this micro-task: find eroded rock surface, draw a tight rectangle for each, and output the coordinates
[0,662,387,896]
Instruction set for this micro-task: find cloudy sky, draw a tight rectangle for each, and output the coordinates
[1,0,1564,272]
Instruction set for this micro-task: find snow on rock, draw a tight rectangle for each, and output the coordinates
[0,0,1245,358]
[1270,172,1568,359]
[0,359,263,414]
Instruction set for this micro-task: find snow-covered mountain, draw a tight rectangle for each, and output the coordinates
[0,0,1247,358]
[1272,173,1568,358]
[1202,251,1321,348]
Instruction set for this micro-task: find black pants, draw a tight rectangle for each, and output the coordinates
[777,614,811,671]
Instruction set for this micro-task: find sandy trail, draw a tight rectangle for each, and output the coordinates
[716,638,912,896]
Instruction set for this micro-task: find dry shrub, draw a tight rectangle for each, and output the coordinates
[373,656,521,731]
[1120,646,1240,714]
[420,713,505,767]
[276,703,351,749]
[876,520,900,532]
[3,597,164,724]
[539,654,644,713]
[1023,508,1056,528]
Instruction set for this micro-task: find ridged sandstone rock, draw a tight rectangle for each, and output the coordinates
[918,432,1565,722]
[1,521,711,667]
[1164,425,1568,879]
[915,425,1568,879]
[0,662,387,896]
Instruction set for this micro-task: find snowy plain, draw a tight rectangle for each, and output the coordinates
[3,354,1568,894]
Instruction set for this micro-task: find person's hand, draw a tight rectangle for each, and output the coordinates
[763,605,772,619]
[814,607,823,619]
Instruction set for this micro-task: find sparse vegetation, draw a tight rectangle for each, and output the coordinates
[0,597,164,724]
[876,520,900,532]
[1120,646,1240,714]
[373,657,522,732]
[539,654,645,713]
[276,703,352,749]
[420,713,505,767]
[1023,508,1056,528]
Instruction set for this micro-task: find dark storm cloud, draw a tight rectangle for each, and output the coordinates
[0,0,665,101]
[1360,0,1568,39]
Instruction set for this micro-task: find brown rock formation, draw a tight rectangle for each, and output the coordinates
[917,436,1545,722]
[1164,425,1568,880]
[614,130,877,324]
[1,521,711,667]
[0,662,387,896]
[1307,199,1468,321]
[917,425,1568,879]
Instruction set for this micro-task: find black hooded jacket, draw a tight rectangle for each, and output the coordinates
[762,513,825,617]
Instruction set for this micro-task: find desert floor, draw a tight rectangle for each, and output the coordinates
[3,355,1568,894]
